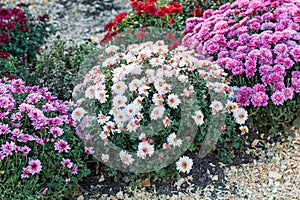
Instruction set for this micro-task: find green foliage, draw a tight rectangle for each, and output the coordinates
[31,39,97,100]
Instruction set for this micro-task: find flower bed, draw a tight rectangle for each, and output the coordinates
[182,0,300,133]
[0,78,90,199]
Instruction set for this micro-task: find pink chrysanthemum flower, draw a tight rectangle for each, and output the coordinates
[271,91,285,105]
[54,140,71,153]
[28,159,42,175]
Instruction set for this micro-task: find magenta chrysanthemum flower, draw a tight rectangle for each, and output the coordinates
[1,141,16,156]
[54,140,70,153]
[21,146,31,156]
[0,123,10,135]
[251,92,269,107]
[282,87,294,100]
[61,158,73,169]
[84,146,95,155]
[253,84,266,93]
[21,167,30,179]
[71,164,78,175]
[50,127,64,138]
[271,91,285,105]
[28,159,42,175]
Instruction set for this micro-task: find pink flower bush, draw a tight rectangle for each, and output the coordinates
[182,0,300,107]
[0,77,90,198]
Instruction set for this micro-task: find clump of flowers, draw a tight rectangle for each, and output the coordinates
[0,78,90,199]
[182,0,300,133]
[0,3,54,65]
[101,0,202,44]
[73,29,248,177]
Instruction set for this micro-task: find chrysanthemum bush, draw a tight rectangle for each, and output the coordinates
[0,78,90,199]
[182,0,300,134]
[72,28,249,182]
[0,3,54,65]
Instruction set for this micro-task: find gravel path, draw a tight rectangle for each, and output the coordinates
[2,1,300,199]
[3,0,130,44]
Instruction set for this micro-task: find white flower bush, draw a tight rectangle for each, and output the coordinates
[71,34,249,175]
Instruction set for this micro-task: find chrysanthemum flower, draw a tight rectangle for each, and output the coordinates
[101,154,109,162]
[233,108,248,125]
[176,156,193,174]
[28,159,42,175]
[137,141,155,159]
[167,133,182,147]
[71,107,87,122]
[85,85,96,99]
[192,110,204,126]
[167,94,181,109]
[119,150,134,165]
[54,140,71,153]
[112,81,127,95]
[112,95,127,108]
[150,106,165,120]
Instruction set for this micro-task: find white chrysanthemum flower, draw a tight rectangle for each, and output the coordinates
[101,154,109,162]
[149,57,165,66]
[137,141,155,159]
[163,83,172,93]
[126,119,139,132]
[138,85,150,97]
[125,103,139,118]
[154,78,165,92]
[72,107,87,122]
[239,126,249,134]
[104,121,115,132]
[167,94,181,109]
[112,95,127,108]
[119,150,135,165]
[129,79,142,92]
[152,93,164,106]
[97,112,110,124]
[133,96,144,108]
[176,156,193,174]
[100,129,110,140]
[225,100,238,112]
[112,81,127,95]
[85,85,96,99]
[95,90,108,103]
[114,109,128,124]
[233,108,248,125]
[192,110,205,126]
[210,100,224,112]
[167,133,182,147]
[163,117,172,127]
[150,106,165,120]
[94,74,105,84]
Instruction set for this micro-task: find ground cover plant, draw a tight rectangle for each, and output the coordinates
[182,0,300,134]
[0,78,90,199]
